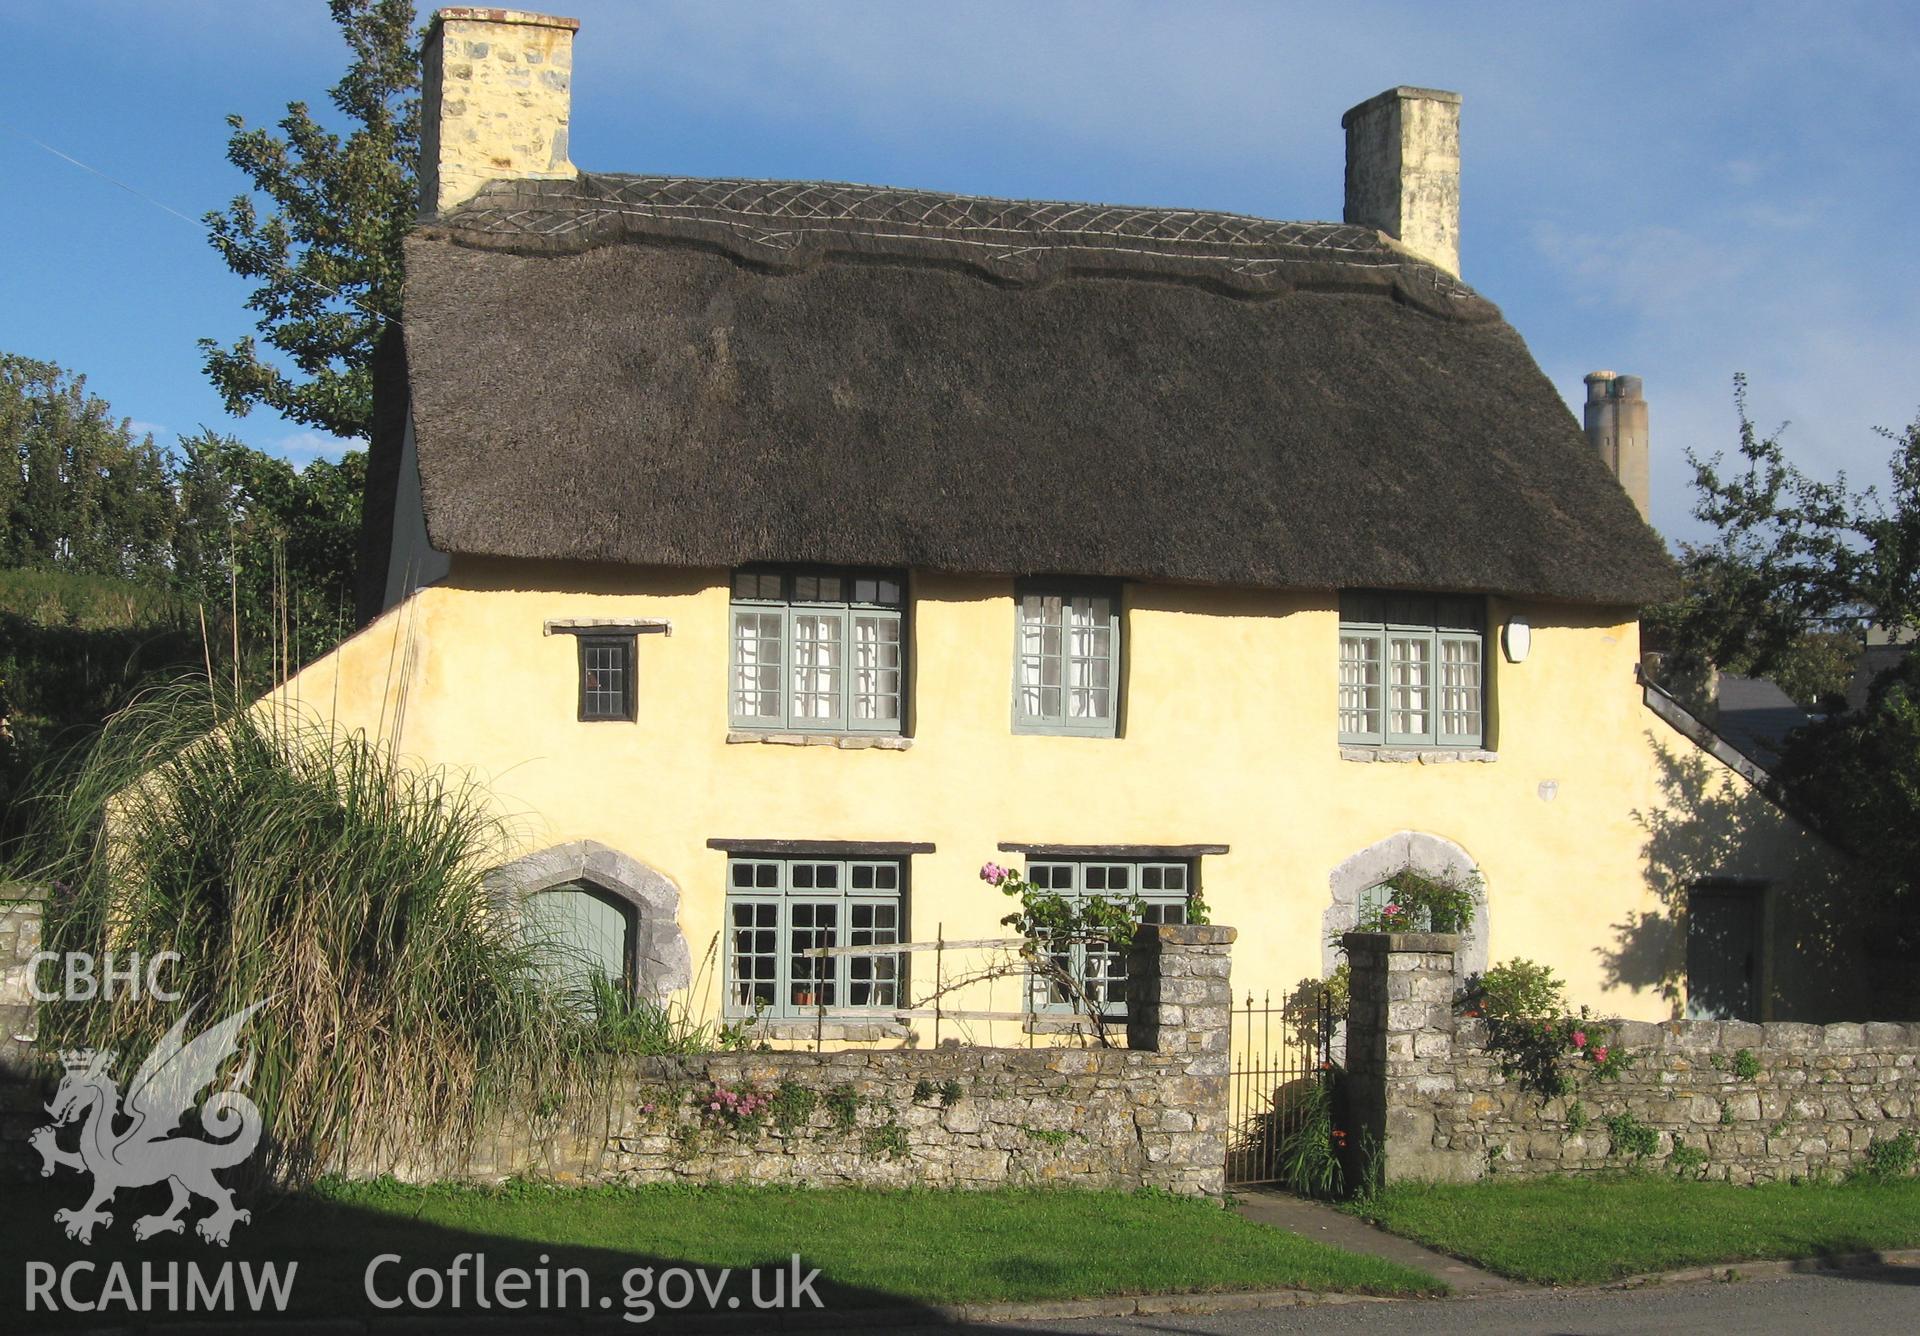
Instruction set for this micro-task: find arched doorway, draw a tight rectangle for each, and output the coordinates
[1322,831,1489,980]
[485,841,693,1001]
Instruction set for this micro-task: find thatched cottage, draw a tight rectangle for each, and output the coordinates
[281,8,1874,1039]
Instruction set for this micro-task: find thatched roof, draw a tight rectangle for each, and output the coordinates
[386,173,1676,605]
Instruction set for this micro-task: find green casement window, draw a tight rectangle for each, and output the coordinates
[1025,859,1191,1015]
[1338,593,1485,747]
[724,857,905,1018]
[577,635,636,722]
[1013,582,1120,736]
[729,569,905,733]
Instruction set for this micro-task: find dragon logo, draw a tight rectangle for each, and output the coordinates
[29,1002,265,1247]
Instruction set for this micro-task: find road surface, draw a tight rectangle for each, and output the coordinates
[894,1265,1920,1335]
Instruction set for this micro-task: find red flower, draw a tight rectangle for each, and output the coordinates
[1571,1030,1588,1048]
[1591,1045,1609,1063]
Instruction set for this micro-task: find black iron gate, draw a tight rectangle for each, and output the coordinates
[1225,988,1332,1189]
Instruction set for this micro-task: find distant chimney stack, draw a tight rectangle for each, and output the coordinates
[419,8,579,218]
[1341,87,1462,277]
[1584,371,1651,521]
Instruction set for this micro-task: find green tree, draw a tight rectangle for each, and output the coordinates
[1,353,175,577]
[200,0,418,439]
[1646,374,1920,709]
[1653,376,1920,914]
[171,431,364,679]
[1776,654,1920,908]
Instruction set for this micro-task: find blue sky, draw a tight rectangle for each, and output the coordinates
[3,1,1917,545]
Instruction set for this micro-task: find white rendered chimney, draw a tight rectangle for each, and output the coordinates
[1341,87,1462,277]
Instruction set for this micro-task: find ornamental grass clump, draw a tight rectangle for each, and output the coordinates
[1271,1074,1346,1199]
[19,682,584,1185]
[584,944,764,1055]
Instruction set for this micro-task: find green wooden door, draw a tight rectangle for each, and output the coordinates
[524,882,633,997]
[1686,889,1761,1021]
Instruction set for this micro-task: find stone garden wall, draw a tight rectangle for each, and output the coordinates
[3,918,1236,1197]
[0,887,43,1049]
[358,924,1234,1195]
[1345,931,1920,1185]
[0,888,45,1169]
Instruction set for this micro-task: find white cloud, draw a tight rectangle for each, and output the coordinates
[1533,226,1920,546]
[1532,223,1763,316]
[271,431,360,467]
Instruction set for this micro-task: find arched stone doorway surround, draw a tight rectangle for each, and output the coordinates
[1321,830,1489,981]
[486,840,693,999]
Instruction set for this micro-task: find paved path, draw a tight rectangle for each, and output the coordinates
[1231,1188,1523,1295]
[874,1265,1920,1334]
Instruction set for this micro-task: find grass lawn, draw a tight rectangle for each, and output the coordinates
[1349,1174,1920,1286]
[4,1179,1438,1327]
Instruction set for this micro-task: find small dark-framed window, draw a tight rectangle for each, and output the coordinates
[577,634,636,722]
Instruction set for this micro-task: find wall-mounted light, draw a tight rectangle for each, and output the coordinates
[1502,617,1532,664]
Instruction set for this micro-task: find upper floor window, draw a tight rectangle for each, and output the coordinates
[1014,583,1120,737]
[730,569,905,733]
[1026,859,1191,1015]
[725,856,905,1018]
[577,634,636,722]
[1338,592,1485,747]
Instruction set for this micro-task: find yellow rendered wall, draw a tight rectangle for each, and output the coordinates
[279,558,1848,1035]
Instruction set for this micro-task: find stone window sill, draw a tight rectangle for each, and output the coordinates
[1025,1014,1125,1036]
[738,1018,913,1042]
[1339,746,1497,764]
[726,730,912,750]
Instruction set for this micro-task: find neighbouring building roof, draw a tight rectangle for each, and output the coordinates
[1845,643,1911,714]
[1640,675,1775,791]
[1712,673,1813,770]
[384,172,1678,605]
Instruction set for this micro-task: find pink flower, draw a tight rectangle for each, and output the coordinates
[1571,1030,1588,1049]
[980,862,1009,886]
[1591,1045,1609,1063]
[710,1101,722,1111]
[1383,903,1401,916]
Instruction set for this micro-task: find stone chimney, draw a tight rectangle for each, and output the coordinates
[418,8,579,218]
[1584,371,1651,521]
[1342,87,1462,277]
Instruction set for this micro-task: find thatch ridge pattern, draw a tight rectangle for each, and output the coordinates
[423,174,1491,317]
